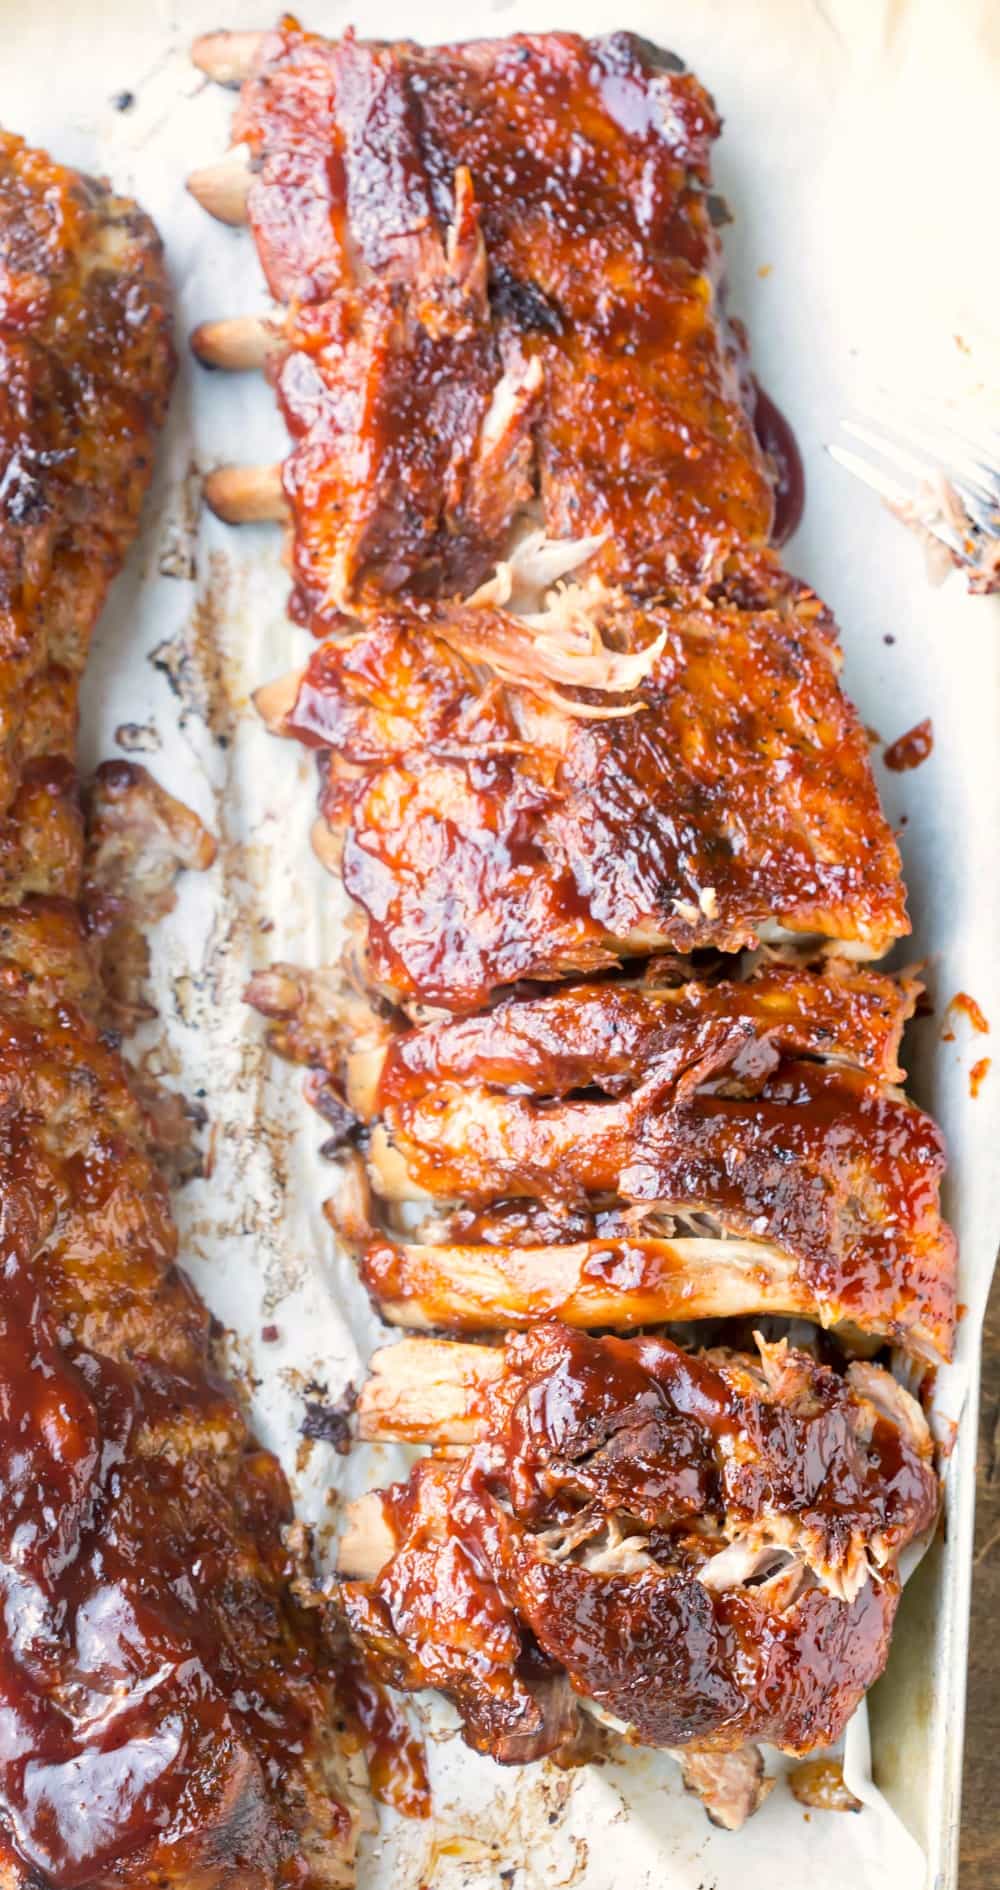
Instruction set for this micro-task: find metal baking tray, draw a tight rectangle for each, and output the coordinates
[5,2,997,1883]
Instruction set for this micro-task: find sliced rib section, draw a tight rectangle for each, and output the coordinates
[259,583,908,1007]
[247,958,955,1362]
[340,1324,938,1774]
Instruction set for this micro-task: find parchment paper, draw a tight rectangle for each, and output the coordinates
[2,1,998,1884]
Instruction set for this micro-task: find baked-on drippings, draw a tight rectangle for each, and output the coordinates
[883,717,933,773]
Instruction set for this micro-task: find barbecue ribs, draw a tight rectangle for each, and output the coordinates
[187,21,957,1826]
[191,24,778,618]
[257,582,908,1008]
[339,1324,938,1774]
[249,957,955,1363]
[0,133,359,1888]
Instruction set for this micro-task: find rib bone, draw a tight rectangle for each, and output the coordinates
[203,462,288,525]
[359,1233,802,1334]
[357,1338,502,1443]
[191,314,281,371]
[191,30,265,86]
[186,145,252,225]
[339,1492,397,1581]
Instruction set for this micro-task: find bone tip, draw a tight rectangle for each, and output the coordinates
[202,462,286,526]
[190,315,276,372]
[253,668,302,732]
[186,149,251,226]
[191,29,263,86]
[189,319,224,368]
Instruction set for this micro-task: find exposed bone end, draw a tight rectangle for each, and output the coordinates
[326,1151,374,1248]
[244,957,391,1117]
[186,145,252,225]
[191,314,282,372]
[203,462,288,525]
[253,667,304,733]
[338,1492,398,1581]
[191,29,265,86]
[674,1746,774,1830]
[357,1338,503,1444]
[311,816,346,879]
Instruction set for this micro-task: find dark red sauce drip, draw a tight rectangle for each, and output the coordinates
[753,382,805,545]
[883,717,934,773]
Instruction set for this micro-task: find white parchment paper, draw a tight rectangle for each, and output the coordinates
[2,1,998,1884]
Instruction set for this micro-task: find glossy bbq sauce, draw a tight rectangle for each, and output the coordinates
[753,383,805,545]
[0,1091,344,1884]
[340,1655,430,1818]
[354,1328,939,1758]
[883,717,934,772]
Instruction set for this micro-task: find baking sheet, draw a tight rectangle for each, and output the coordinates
[3,0,999,1883]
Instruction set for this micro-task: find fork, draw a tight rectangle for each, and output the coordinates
[828,399,1000,594]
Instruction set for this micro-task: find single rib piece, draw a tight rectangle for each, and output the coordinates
[375,956,921,1099]
[0,132,359,1888]
[248,951,919,1119]
[195,24,776,618]
[259,580,907,1007]
[341,1324,938,1777]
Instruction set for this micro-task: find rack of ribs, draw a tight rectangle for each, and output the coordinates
[253,583,908,1009]
[188,24,780,618]
[187,21,955,1828]
[336,1323,938,1821]
[0,132,360,1887]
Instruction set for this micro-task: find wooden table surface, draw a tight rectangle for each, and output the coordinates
[960,1260,1000,1887]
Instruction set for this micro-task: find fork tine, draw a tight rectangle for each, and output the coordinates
[826,444,965,558]
[842,419,1000,535]
[841,420,937,488]
[868,401,1000,504]
[904,394,1000,474]
[827,444,912,508]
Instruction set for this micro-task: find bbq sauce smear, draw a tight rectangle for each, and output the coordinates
[340,1656,430,1818]
[753,382,806,545]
